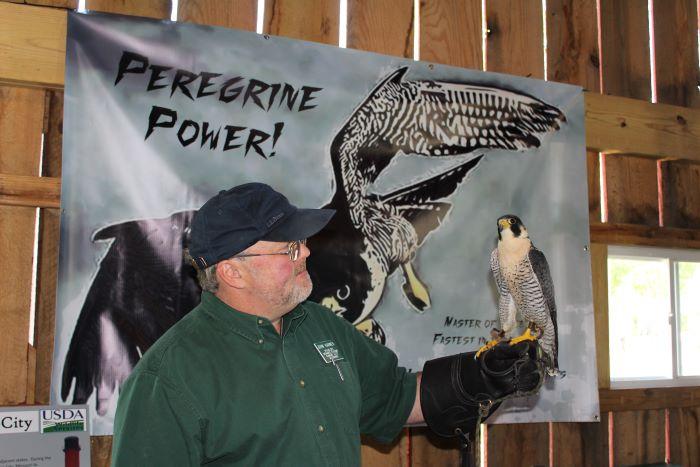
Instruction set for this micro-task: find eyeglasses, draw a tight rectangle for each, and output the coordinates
[234,239,307,262]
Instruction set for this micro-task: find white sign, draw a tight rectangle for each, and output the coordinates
[0,411,39,435]
[0,406,90,467]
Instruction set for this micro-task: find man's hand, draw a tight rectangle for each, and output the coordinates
[479,340,543,399]
[419,340,544,438]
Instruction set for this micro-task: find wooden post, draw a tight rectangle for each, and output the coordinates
[178,0,257,30]
[345,1,433,464]
[264,0,339,45]
[419,0,482,69]
[482,1,552,463]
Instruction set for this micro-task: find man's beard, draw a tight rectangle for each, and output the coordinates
[259,266,312,310]
[286,266,313,305]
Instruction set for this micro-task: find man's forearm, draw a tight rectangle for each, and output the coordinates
[406,372,424,425]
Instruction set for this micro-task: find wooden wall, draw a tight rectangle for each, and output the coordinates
[1,0,700,465]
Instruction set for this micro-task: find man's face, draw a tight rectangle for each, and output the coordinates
[240,240,313,311]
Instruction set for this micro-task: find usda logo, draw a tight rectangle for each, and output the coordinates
[40,409,87,433]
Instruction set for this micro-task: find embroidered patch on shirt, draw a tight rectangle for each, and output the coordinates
[313,340,343,363]
[314,340,345,381]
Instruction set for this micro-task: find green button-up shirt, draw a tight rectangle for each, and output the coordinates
[112,292,417,466]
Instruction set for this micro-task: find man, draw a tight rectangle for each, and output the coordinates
[112,183,542,466]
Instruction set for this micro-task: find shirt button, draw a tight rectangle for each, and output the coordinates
[258,339,264,345]
[299,379,306,388]
[258,319,264,325]
[318,425,325,433]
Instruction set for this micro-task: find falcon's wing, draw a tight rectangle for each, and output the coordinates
[528,246,558,351]
[61,211,200,412]
[331,67,567,187]
[528,247,557,321]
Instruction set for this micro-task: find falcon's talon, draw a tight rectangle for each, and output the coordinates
[508,327,538,345]
[475,339,500,358]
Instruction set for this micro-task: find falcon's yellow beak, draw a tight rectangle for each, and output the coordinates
[498,218,510,229]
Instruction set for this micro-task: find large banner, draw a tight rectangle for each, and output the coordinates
[54,11,599,435]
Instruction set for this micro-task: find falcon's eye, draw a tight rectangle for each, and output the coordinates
[508,218,516,225]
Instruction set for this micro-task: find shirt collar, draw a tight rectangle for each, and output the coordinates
[200,292,307,342]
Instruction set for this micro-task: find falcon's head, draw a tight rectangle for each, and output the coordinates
[497,214,528,242]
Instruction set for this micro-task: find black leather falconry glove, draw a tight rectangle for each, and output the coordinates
[420,340,544,439]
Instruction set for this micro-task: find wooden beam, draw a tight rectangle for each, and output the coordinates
[585,91,700,162]
[600,387,700,412]
[590,222,700,249]
[0,2,66,89]
[0,174,61,208]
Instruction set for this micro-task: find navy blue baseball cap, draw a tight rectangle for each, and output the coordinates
[189,183,335,269]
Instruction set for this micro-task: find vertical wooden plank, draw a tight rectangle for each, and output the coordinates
[546,1,602,223]
[551,421,608,466]
[591,243,609,389]
[546,0,600,90]
[652,0,700,108]
[84,0,171,19]
[419,0,482,69]
[0,86,43,175]
[409,427,459,467]
[26,344,36,404]
[487,422,549,466]
[599,1,657,228]
[346,0,413,58]
[34,208,59,404]
[613,409,666,465]
[484,0,544,78]
[587,152,601,223]
[361,434,402,467]
[482,2,548,461]
[669,406,700,467]
[0,85,44,405]
[92,436,113,467]
[42,90,63,178]
[178,0,257,31]
[661,160,700,229]
[653,0,700,231]
[345,5,436,463]
[0,204,37,404]
[34,90,62,404]
[264,0,339,46]
[599,0,651,100]
[605,154,659,225]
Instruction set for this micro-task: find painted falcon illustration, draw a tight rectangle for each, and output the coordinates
[483,215,562,376]
[61,67,566,408]
[308,67,566,339]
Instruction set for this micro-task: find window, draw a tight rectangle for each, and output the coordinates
[608,245,700,388]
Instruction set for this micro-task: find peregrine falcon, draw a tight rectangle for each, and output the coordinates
[482,215,562,376]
